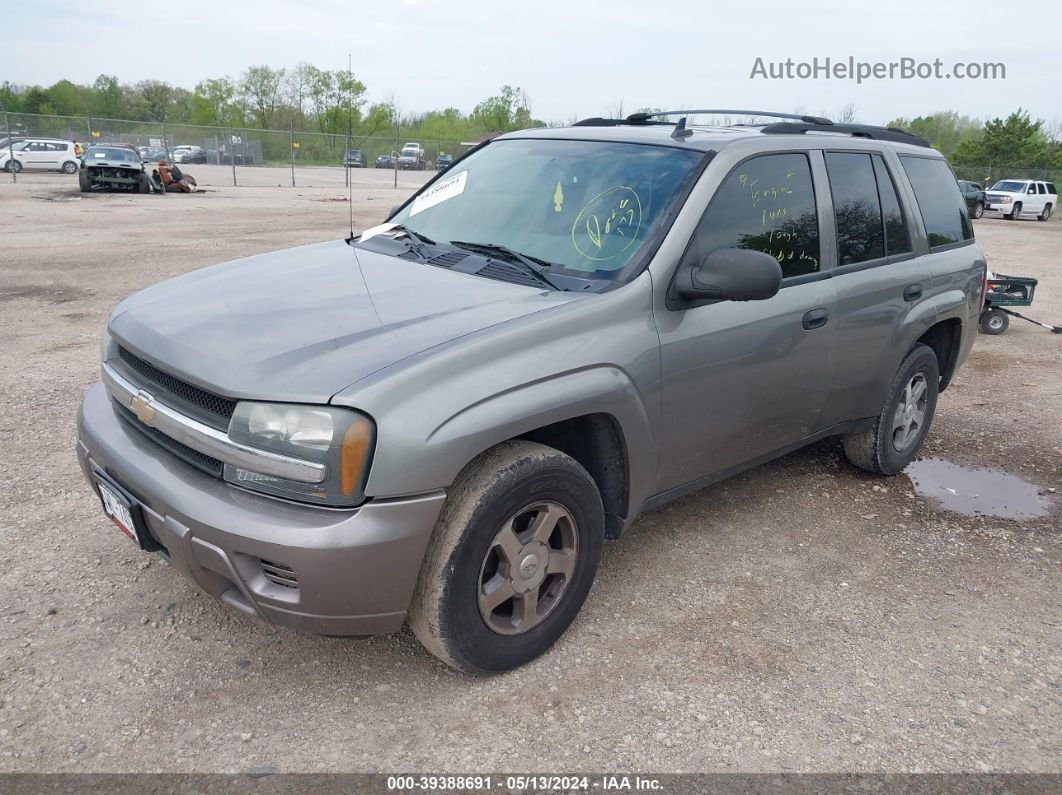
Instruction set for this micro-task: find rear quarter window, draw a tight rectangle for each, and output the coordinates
[899,156,973,248]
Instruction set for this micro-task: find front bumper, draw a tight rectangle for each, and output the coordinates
[77,382,445,635]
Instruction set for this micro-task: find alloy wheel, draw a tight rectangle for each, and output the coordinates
[478,501,579,636]
[891,373,929,452]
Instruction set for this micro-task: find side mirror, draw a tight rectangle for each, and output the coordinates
[675,248,783,302]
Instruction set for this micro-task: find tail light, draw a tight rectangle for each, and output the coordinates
[978,265,988,308]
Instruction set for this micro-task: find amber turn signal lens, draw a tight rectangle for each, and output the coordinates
[340,419,371,496]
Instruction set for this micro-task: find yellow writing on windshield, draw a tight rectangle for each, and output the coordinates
[554,181,564,213]
[572,186,643,261]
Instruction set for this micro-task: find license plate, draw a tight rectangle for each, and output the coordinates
[94,471,154,550]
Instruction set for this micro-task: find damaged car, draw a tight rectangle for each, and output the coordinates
[79,145,153,193]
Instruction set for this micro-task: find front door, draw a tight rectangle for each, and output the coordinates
[654,151,837,494]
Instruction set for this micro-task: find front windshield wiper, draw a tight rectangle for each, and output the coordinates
[447,240,565,291]
[355,223,437,259]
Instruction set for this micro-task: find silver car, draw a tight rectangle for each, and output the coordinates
[77,110,986,673]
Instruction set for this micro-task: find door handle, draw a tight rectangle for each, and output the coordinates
[802,308,829,330]
[903,283,923,302]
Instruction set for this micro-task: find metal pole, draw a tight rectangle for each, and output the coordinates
[229,127,237,187]
[86,115,92,146]
[5,111,15,184]
[290,119,295,188]
[393,114,398,190]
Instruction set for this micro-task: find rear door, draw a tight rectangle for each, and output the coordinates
[654,150,838,493]
[817,150,925,425]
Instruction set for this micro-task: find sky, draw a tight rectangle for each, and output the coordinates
[1,0,1057,128]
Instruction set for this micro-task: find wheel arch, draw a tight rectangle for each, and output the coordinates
[915,317,963,391]
[516,413,630,539]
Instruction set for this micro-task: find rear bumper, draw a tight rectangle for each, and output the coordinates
[77,382,445,635]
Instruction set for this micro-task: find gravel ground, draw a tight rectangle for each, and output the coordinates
[0,171,1058,774]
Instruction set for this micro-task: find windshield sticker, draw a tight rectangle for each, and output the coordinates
[571,186,643,261]
[409,170,468,216]
[553,181,564,212]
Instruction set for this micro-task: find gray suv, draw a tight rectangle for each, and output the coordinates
[77,110,985,673]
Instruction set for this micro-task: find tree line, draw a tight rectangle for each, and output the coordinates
[886,109,1062,171]
[0,66,544,142]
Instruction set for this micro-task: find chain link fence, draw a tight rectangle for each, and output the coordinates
[6,111,1059,190]
[2,111,470,187]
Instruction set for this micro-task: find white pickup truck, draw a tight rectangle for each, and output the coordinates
[985,179,1056,221]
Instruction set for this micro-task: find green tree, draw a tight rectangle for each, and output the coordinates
[240,65,286,129]
[471,85,536,132]
[191,77,241,126]
[90,75,124,119]
[134,80,174,121]
[887,111,981,157]
[950,109,1049,170]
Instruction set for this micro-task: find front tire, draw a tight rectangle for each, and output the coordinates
[972,201,984,219]
[1005,202,1022,220]
[409,440,605,674]
[5,159,21,173]
[843,343,940,475]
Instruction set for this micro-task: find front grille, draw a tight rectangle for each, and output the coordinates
[260,559,299,589]
[118,346,237,428]
[114,400,224,477]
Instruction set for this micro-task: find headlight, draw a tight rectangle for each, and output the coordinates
[224,402,374,507]
[1000,197,1012,204]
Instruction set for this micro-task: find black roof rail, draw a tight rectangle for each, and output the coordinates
[760,122,931,148]
[626,109,834,125]
[572,116,671,127]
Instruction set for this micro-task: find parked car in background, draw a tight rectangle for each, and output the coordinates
[78,144,151,192]
[957,180,987,219]
[376,153,395,168]
[985,179,1056,221]
[78,109,985,673]
[344,149,364,168]
[0,139,80,173]
[173,145,206,164]
[436,154,453,170]
[398,143,426,170]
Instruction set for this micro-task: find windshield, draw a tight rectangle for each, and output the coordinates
[86,147,137,162]
[991,181,1026,192]
[8,141,28,151]
[389,138,704,280]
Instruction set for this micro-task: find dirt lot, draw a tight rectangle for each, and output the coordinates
[0,170,1058,774]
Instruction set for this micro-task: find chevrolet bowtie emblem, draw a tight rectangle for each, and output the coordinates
[129,390,157,426]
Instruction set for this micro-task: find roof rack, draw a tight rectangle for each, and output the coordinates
[759,122,930,148]
[626,109,834,125]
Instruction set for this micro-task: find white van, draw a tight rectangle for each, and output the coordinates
[0,139,80,174]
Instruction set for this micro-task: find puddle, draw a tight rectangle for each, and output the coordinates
[904,458,1049,520]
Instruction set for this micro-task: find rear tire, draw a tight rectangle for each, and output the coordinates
[972,201,984,219]
[408,440,605,674]
[979,308,1009,335]
[1039,203,1052,221]
[843,343,939,475]
[61,161,78,174]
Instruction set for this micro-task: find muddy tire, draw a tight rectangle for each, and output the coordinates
[843,343,939,476]
[408,440,604,674]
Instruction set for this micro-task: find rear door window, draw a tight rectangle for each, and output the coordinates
[692,153,820,278]
[825,152,884,264]
[899,156,974,247]
[1048,183,1057,195]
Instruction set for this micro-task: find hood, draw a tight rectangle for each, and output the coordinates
[109,240,584,404]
